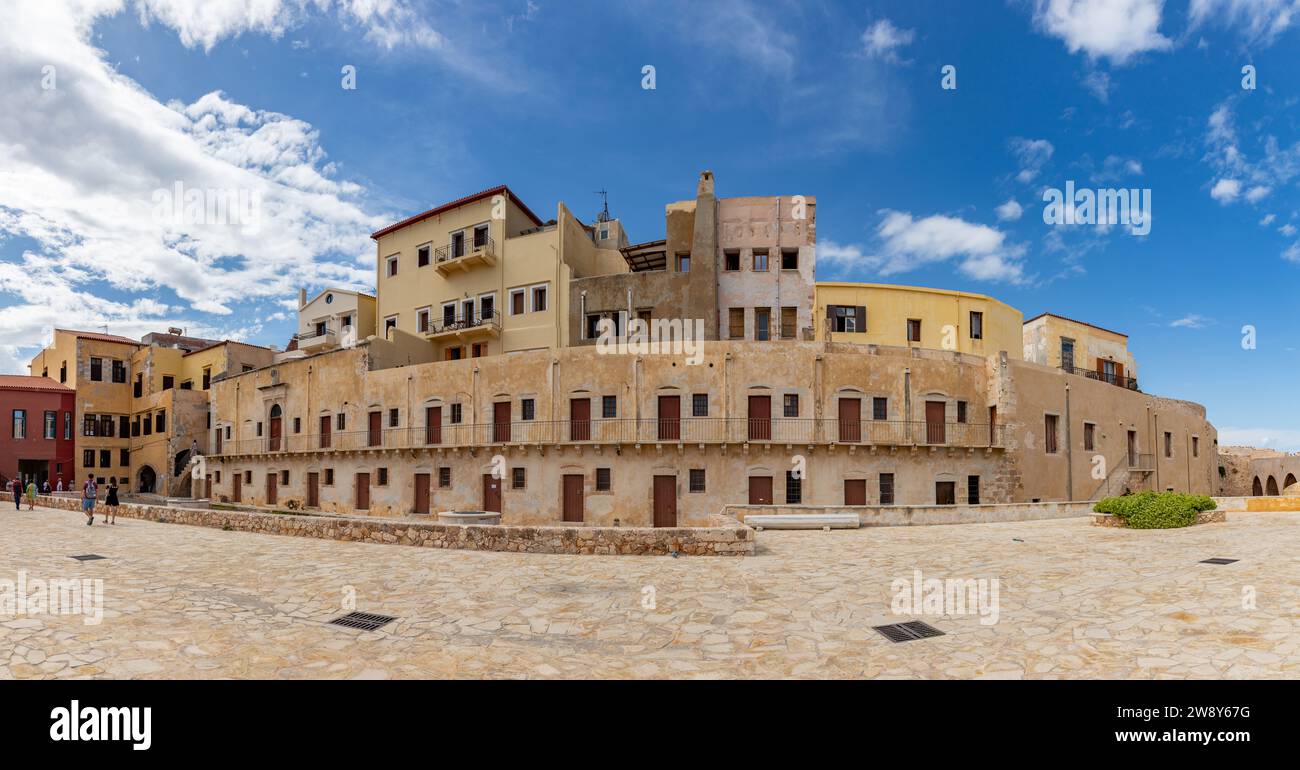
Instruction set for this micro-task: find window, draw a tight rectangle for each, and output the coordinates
[521,399,535,421]
[956,401,967,423]
[689,469,706,493]
[64,412,71,439]
[1193,436,1199,457]
[133,373,142,397]
[446,346,463,361]
[510,289,525,315]
[531,284,548,312]
[969,311,984,340]
[1084,422,1096,451]
[376,468,387,486]
[112,359,127,383]
[781,307,797,339]
[602,396,617,419]
[442,303,457,327]
[293,417,301,433]
[1061,338,1075,370]
[1045,414,1059,454]
[785,471,802,504]
[180,380,193,390]
[754,308,771,341]
[1164,431,1173,458]
[907,319,922,342]
[511,468,526,490]
[752,249,769,271]
[215,471,221,483]
[438,467,451,488]
[473,224,489,249]
[142,416,152,436]
[242,365,254,373]
[692,394,709,417]
[225,425,232,439]
[676,253,690,272]
[90,357,103,381]
[83,414,97,436]
[12,409,26,439]
[417,308,430,333]
[728,308,745,339]
[59,361,67,383]
[450,404,463,424]
[585,314,602,340]
[336,413,346,431]
[324,469,334,485]
[830,305,864,333]
[256,421,263,437]
[595,468,611,491]
[783,394,799,417]
[44,411,56,439]
[99,450,111,469]
[724,250,740,271]
[120,449,130,466]
[162,375,175,390]
[968,475,981,505]
[384,316,397,336]
[155,410,165,433]
[417,244,431,267]
[480,294,495,320]
[879,473,895,505]
[386,255,399,277]
[781,248,798,270]
[99,415,114,437]
[472,342,486,358]
[84,449,95,468]
[389,408,400,428]
[872,397,888,421]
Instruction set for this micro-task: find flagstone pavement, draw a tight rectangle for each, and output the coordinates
[2,504,1297,679]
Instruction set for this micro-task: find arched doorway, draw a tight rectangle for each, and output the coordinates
[268,404,283,451]
[137,465,157,494]
[1266,476,1280,496]
[1285,473,1297,491]
[1252,477,1263,496]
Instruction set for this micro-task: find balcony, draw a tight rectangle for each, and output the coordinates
[210,418,1007,458]
[293,328,337,352]
[1062,364,1139,391]
[435,235,496,275]
[423,312,501,343]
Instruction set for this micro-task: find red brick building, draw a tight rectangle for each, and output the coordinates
[0,375,76,491]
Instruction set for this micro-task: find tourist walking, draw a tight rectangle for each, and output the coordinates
[82,474,97,525]
[56,477,64,493]
[10,477,20,510]
[105,479,120,525]
[42,480,50,494]
[25,478,36,510]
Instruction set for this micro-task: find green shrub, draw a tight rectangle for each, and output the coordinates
[1092,491,1213,529]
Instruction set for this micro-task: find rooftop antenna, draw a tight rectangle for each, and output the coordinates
[595,189,610,223]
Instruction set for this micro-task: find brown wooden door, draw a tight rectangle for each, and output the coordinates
[368,411,382,447]
[232,474,242,503]
[658,395,680,441]
[652,475,677,528]
[307,472,319,508]
[204,475,212,500]
[562,474,584,522]
[413,473,430,514]
[215,431,222,454]
[844,479,867,505]
[355,473,370,510]
[483,473,502,513]
[268,416,282,452]
[319,415,332,448]
[1127,430,1138,466]
[838,398,861,443]
[748,476,773,505]
[425,406,441,445]
[925,401,946,444]
[266,473,278,505]
[988,406,997,446]
[748,395,771,441]
[493,402,511,443]
[570,398,590,441]
[936,481,956,505]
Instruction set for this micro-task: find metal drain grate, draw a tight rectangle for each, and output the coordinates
[873,620,945,643]
[328,611,397,632]
[1200,558,1239,565]
[70,554,106,561]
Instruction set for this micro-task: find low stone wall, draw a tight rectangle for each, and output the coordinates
[724,500,1094,527]
[1213,496,1300,512]
[1091,510,1226,528]
[0,492,754,557]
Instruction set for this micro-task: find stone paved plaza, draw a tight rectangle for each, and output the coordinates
[2,504,1297,679]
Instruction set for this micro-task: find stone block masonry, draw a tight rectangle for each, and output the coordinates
[0,492,754,557]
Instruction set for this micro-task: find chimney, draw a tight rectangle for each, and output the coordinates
[697,169,714,198]
[299,288,307,310]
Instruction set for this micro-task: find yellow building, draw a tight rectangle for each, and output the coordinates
[1022,313,1138,389]
[813,283,1024,358]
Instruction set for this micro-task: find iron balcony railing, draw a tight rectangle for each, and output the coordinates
[211,419,1007,457]
[1061,364,1139,391]
[434,235,495,264]
[424,311,500,337]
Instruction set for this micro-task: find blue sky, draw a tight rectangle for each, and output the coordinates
[1,0,1298,448]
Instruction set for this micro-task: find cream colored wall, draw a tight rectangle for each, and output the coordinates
[717,195,817,341]
[1022,316,1137,379]
[297,291,375,340]
[814,283,1023,359]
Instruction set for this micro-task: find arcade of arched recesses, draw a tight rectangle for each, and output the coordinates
[1252,474,1289,496]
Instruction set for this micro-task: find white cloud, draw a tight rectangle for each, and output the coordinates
[1010,137,1055,183]
[1202,100,1300,209]
[1169,314,1211,328]
[1245,185,1272,203]
[1280,223,1298,236]
[821,212,1027,283]
[1081,69,1111,102]
[1188,0,1300,45]
[1285,241,1300,263]
[1260,213,1277,226]
[1210,178,1241,203]
[862,18,915,63]
[1218,427,1300,452]
[996,198,1024,221]
[1031,0,1172,65]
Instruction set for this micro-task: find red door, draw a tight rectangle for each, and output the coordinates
[355,473,370,510]
[493,402,511,443]
[414,473,430,514]
[838,398,861,443]
[562,474,584,522]
[232,474,242,503]
[570,398,591,441]
[748,476,773,505]
[266,473,278,505]
[748,395,771,441]
[658,395,680,441]
[204,475,212,500]
[925,401,946,444]
[844,479,867,505]
[425,406,441,445]
[483,474,502,513]
[319,415,332,448]
[653,475,677,528]
[368,411,382,447]
[268,414,282,452]
[307,472,319,508]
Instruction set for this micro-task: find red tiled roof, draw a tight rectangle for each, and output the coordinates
[370,185,544,240]
[55,328,142,345]
[0,375,74,393]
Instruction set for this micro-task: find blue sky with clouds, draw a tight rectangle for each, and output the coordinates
[1,0,1298,448]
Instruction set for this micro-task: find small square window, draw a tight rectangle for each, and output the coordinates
[689,469,706,493]
[692,394,709,417]
[377,468,388,486]
[512,467,526,489]
[521,399,535,421]
[387,256,399,277]
[450,404,463,424]
[281,470,289,485]
[753,250,769,271]
[595,468,611,491]
[417,245,431,267]
[337,413,347,430]
[956,401,967,423]
[324,469,335,485]
[602,396,617,419]
[780,249,798,270]
[783,394,799,418]
[438,467,451,488]
[389,408,399,428]
[676,253,690,272]
[724,251,740,271]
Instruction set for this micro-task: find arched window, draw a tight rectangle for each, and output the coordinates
[1252,477,1263,496]
[1266,476,1280,496]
